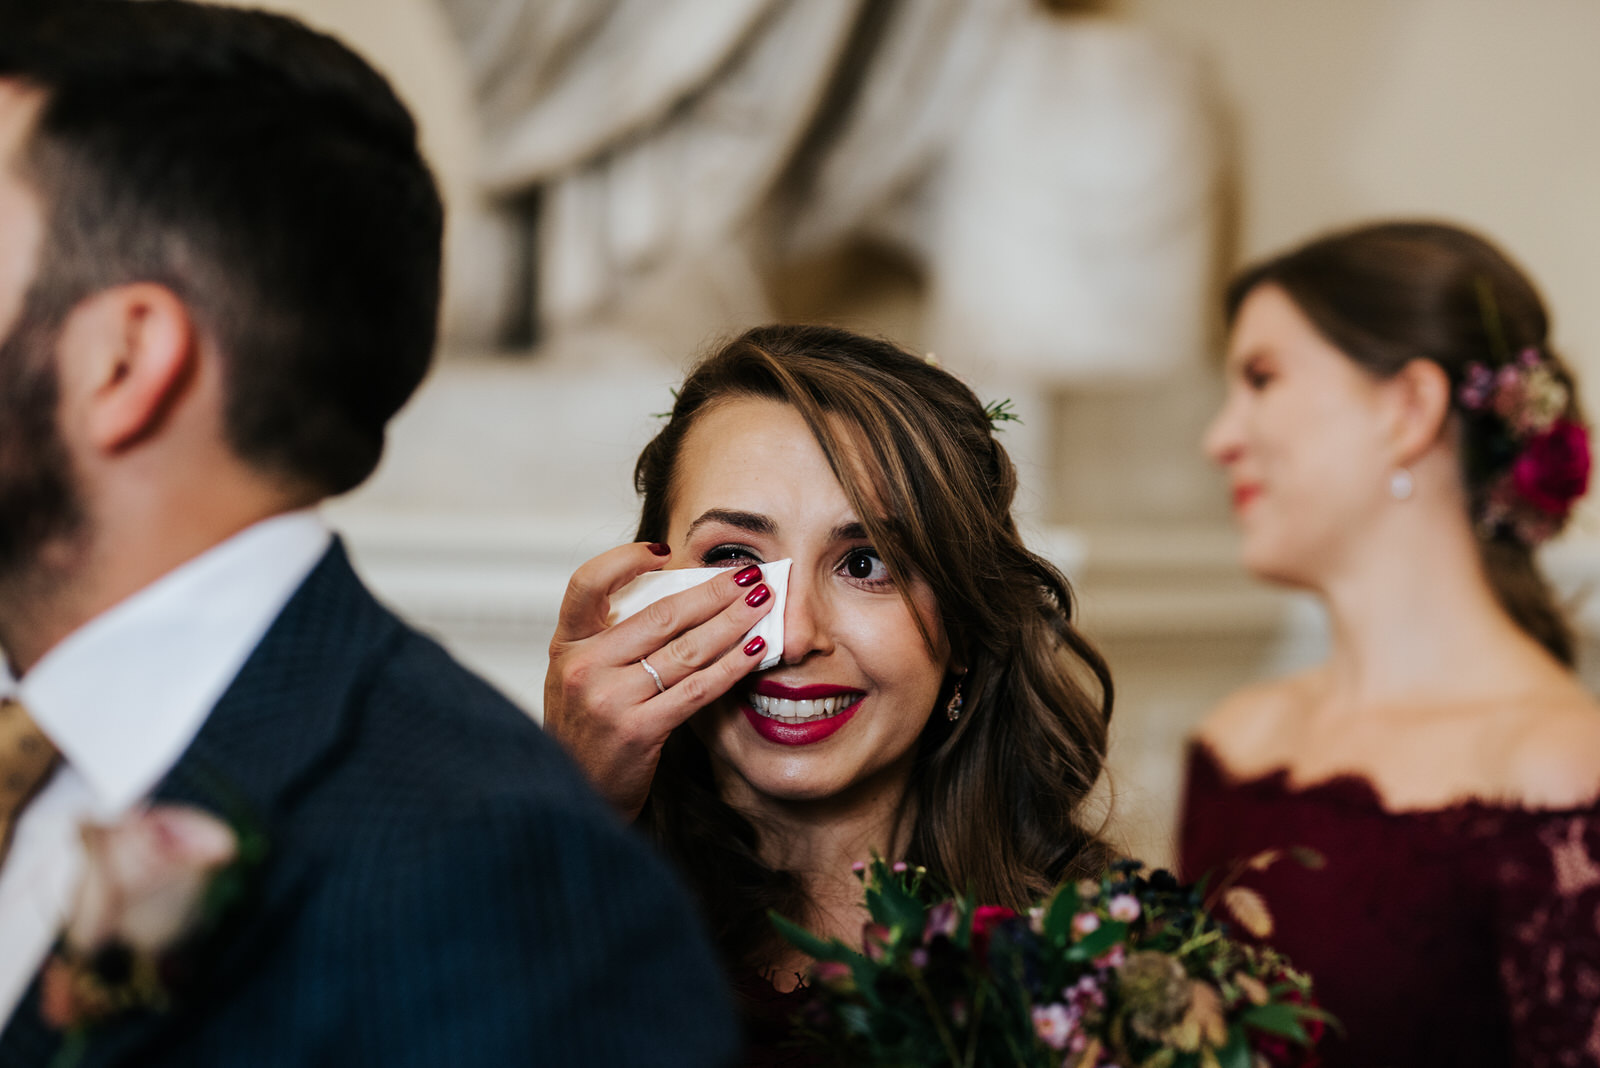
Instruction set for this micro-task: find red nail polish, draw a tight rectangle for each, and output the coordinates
[647,542,671,556]
[733,565,762,587]
[745,584,770,608]
[744,636,766,657]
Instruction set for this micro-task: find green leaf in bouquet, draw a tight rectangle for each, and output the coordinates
[866,874,928,939]
[1138,1048,1177,1068]
[951,899,977,952]
[837,1002,876,1040]
[1215,1026,1252,1068]
[1288,846,1326,870]
[1240,1002,1309,1043]
[1041,882,1082,947]
[1065,919,1128,962]
[769,910,861,966]
[1290,1003,1343,1037]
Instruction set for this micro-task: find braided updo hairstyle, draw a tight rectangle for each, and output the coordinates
[1227,221,1588,664]
[633,324,1115,975]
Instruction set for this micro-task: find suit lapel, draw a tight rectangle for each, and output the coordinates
[1,539,405,1067]
[156,537,403,821]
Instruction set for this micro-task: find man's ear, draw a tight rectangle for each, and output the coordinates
[63,283,197,454]
[1386,358,1453,465]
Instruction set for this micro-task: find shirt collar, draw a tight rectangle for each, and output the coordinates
[11,511,332,820]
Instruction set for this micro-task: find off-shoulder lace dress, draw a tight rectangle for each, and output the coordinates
[1181,741,1600,1067]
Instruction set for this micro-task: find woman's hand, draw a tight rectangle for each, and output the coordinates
[544,542,775,820]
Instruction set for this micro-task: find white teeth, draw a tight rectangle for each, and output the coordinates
[748,692,859,724]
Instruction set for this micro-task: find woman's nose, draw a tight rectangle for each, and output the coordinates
[781,574,834,665]
[1202,397,1243,467]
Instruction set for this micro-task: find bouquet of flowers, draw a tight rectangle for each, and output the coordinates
[774,856,1331,1068]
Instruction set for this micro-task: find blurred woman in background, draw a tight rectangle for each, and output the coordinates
[1184,221,1600,1066]
[546,325,1115,1064]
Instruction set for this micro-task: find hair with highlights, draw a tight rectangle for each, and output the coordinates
[633,324,1115,975]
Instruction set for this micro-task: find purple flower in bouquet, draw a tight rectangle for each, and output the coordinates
[1031,1003,1079,1050]
[862,923,893,962]
[1107,893,1141,923]
[924,899,960,940]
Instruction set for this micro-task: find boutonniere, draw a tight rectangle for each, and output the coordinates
[39,803,267,1060]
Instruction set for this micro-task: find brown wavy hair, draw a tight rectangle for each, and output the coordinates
[632,324,1115,975]
[1227,220,1584,664]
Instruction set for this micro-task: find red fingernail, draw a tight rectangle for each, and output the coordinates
[647,542,671,556]
[733,565,762,587]
[744,636,766,657]
[745,584,770,607]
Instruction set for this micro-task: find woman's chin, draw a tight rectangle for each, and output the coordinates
[1240,548,1319,591]
[724,756,852,806]
[1236,528,1322,588]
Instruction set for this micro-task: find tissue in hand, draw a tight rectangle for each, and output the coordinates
[606,560,791,671]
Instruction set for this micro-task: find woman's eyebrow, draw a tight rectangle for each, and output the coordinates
[686,509,775,538]
[832,521,869,541]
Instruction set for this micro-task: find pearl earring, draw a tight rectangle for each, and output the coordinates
[1389,468,1415,501]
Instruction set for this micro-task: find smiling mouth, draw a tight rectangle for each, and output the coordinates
[747,692,863,724]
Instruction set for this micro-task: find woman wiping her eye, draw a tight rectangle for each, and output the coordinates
[544,324,1116,1065]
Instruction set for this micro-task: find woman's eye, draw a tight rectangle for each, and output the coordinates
[1242,360,1274,390]
[702,543,762,568]
[840,548,890,584]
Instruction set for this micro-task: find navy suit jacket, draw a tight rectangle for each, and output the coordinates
[0,541,736,1067]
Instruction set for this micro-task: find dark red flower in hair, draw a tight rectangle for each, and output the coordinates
[1510,419,1591,516]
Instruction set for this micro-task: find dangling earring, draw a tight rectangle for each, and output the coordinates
[1389,468,1415,501]
[945,677,965,722]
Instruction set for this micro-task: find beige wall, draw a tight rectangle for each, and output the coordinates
[1117,0,1600,397]
[228,1,1600,387]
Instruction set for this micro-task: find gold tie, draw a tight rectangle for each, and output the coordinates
[0,697,59,866]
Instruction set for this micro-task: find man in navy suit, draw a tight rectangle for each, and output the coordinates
[0,4,736,1065]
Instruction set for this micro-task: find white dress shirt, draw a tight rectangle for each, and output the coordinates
[0,511,331,1024]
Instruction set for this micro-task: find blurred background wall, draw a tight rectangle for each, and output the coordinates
[225,0,1600,865]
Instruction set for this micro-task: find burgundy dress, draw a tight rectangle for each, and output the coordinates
[733,972,832,1067]
[1180,741,1600,1067]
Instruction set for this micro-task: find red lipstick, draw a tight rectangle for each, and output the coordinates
[1231,483,1262,512]
[741,682,864,746]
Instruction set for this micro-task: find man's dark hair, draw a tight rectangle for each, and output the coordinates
[0,0,443,495]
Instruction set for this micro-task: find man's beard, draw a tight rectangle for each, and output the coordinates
[0,299,84,590]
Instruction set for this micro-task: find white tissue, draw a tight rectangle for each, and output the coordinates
[606,559,791,670]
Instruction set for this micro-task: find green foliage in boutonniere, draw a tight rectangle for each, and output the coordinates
[40,792,267,1067]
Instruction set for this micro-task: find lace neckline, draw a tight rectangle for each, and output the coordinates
[1188,737,1600,820]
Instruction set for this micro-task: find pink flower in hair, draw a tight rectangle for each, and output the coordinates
[1510,419,1591,516]
[1492,366,1527,421]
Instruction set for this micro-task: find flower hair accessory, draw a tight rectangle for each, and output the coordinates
[983,398,1021,430]
[1456,286,1591,545]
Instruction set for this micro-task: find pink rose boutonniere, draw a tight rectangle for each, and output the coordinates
[40,804,264,1039]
